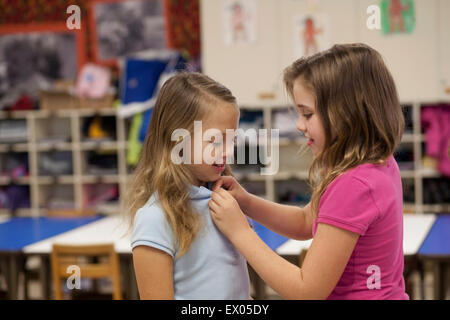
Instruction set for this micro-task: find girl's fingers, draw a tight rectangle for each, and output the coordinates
[218,188,234,201]
[212,189,226,201]
[217,188,230,199]
[213,176,234,191]
[211,192,223,205]
[208,199,219,212]
[212,178,224,192]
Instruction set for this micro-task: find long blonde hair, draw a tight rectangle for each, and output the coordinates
[126,72,237,257]
[283,43,404,216]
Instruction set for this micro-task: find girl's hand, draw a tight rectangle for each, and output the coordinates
[209,187,252,243]
[213,176,250,211]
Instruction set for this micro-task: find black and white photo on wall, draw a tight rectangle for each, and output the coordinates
[0,24,84,110]
[89,0,169,65]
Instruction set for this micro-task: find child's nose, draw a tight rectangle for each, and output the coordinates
[296,118,307,133]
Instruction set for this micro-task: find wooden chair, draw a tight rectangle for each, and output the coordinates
[46,209,97,217]
[24,210,98,299]
[50,244,122,300]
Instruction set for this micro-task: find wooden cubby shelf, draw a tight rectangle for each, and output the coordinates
[0,101,448,217]
[233,102,449,214]
[0,108,129,217]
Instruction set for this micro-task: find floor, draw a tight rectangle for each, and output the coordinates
[3,269,449,300]
[1,259,448,300]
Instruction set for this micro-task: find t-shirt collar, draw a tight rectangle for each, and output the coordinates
[189,182,213,200]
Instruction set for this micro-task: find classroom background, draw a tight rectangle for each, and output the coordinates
[0,0,449,300]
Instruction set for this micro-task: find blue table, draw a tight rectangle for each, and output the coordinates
[0,216,104,299]
[253,221,289,251]
[419,215,450,257]
[418,215,450,299]
[251,221,289,299]
[0,216,103,252]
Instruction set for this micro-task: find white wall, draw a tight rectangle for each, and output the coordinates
[357,0,442,102]
[201,0,285,106]
[438,0,450,94]
[201,0,450,105]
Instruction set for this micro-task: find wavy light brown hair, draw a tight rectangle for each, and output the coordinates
[126,72,236,257]
[283,43,404,217]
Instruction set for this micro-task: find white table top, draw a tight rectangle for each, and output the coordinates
[22,213,436,257]
[276,214,436,257]
[402,213,436,256]
[23,215,132,254]
[0,216,10,224]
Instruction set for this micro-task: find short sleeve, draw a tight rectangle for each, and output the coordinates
[131,205,176,257]
[317,175,380,236]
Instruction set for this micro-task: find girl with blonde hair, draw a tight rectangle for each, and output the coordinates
[129,72,250,299]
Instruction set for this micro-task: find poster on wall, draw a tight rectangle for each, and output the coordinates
[90,0,169,65]
[222,0,258,46]
[305,0,321,12]
[381,0,416,35]
[293,13,330,59]
[0,24,84,109]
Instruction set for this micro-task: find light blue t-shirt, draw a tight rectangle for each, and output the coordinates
[131,184,250,300]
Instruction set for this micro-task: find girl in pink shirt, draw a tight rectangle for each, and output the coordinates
[209,43,409,299]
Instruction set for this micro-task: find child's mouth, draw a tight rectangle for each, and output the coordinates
[212,163,225,173]
[307,139,314,146]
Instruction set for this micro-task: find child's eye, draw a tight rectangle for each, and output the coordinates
[303,113,313,119]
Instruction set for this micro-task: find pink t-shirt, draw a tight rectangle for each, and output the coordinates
[312,155,409,300]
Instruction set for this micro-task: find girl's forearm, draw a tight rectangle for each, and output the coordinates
[232,228,314,300]
[241,193,312,240]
